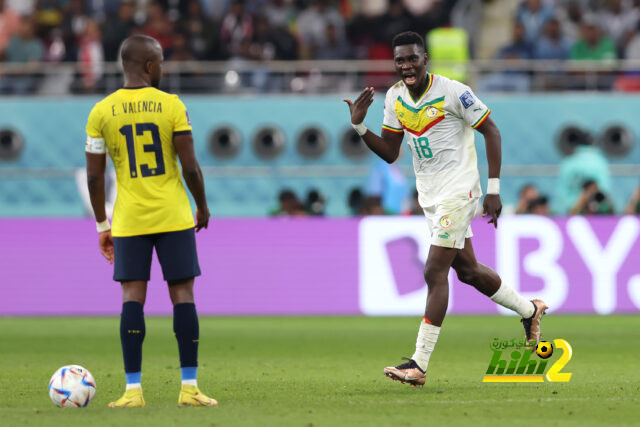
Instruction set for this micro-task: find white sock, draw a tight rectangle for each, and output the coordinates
[182,379,197,387]
[411,318,440,372]
[490,283,535,318]
[125,383,141,390]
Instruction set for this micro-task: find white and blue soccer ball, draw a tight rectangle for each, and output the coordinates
[48,365,96,407]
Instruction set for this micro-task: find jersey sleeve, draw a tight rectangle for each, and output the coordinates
[449,81,491,130]
[172,96,193,135]
[85,103,106,154]
[382,87,403,134]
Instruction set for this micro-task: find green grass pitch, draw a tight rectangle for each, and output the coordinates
[1,315,638,426]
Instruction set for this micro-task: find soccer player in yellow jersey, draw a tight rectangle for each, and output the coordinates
[85,35,216,407]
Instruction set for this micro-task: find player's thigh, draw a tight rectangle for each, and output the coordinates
[154,228,201,282]
[113,234,154,282]
[425,244,458,281]
[426,197,478,250]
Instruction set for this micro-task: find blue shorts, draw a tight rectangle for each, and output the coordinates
[113,228,201,282]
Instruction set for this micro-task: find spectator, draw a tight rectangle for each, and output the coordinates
[272,189,307,216]
[166,31,195,62]
[624,184,640,214]
[0,15,44,94]
[304,189,326,216]
[262,0,296,31]
[598,0,637,57]
[220,0,253,59]
[102,0,136,61]
[557,138,611,214]
[527,195,550,215]
[367,157,409,215]
[315,23,350,59]
[143,1,174,51]
[569,180,615,215]
[0,0,20,57]
[297,0,345,59]
[516,0,554,45]
[534,17,571,60]
[477,21,533,92]
[515,183,540,214]
[379,0,413,46]
[60,0,89,62]
[178,0,218,60]
[77,18,103,92]
[348,187,365,216]
[556,0,584,43]
[570,16,617,61]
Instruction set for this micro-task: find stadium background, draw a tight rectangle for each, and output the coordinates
[0,0,639,424]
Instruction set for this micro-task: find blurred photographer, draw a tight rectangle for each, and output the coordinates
[624,184,640,215]
[569,180,614,215]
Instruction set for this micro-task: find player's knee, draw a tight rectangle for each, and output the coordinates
[423,267,447,287]
[455,266,478,285]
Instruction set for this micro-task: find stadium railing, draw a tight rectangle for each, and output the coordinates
[2,59,640,94]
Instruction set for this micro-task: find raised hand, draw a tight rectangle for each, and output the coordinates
[482,194,502,229]
[343,87,375,125]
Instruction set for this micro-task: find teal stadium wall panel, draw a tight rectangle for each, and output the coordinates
[0,95,638,217]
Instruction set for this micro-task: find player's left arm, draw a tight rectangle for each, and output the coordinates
[476,116,502,228]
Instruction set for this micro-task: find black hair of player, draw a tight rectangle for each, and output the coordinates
[392,31,425,51]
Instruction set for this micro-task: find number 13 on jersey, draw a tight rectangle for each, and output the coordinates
[412,136,433,159]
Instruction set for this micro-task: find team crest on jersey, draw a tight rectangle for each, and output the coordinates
[459,91,475,109]
[440,216,452,229]
[394,96,445,136]
[426,106,439,118]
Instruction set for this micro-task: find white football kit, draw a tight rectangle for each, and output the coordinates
[382,73,492,249]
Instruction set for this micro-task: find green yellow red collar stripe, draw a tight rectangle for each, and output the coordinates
[407,73,433,104]
[472,109,491,129]
[382,125,403,134]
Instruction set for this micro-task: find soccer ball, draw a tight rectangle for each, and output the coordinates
[48,365,96,407]
[535,341,554,359]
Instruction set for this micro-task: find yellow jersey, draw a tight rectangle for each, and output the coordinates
[85,87,194,237]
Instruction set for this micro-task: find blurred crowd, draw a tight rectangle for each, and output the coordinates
[3,0,640,93]
[481,0,640,91]
[0,0,458,93]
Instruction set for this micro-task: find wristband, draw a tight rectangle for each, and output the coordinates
[487,178,500,195]
[96,219,111,233]
[351,122,368,136]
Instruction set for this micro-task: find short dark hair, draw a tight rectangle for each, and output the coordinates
[392,31,425,50]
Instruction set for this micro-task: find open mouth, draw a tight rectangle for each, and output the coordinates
[403,74,417,85]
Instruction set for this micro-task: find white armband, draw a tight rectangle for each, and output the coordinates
[351,122,368,136]
[85,136,106,154]
[96,219,111,233]
[487,178,500,195]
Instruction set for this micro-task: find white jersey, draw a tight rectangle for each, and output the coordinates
[382,73,491,207]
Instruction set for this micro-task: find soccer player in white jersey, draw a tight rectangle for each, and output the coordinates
[343,31,548,387]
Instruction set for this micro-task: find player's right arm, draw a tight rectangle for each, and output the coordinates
[343,87,404,163]
[85,104,114,264]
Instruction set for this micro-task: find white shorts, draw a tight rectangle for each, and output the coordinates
[422,197,479,249]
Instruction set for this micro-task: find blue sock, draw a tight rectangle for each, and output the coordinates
[173,303,199,381]
[126,371,141,384]
[120,301,145,382]
[181,367,197,381]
